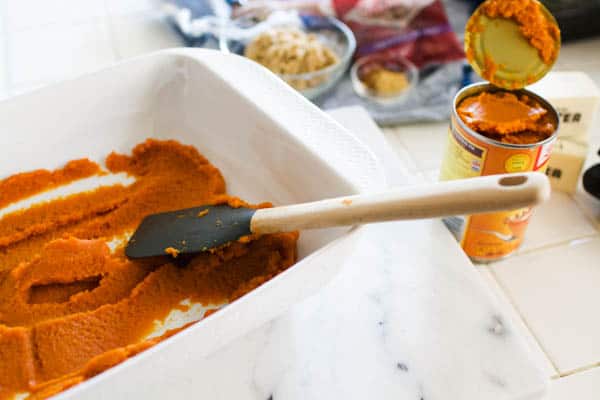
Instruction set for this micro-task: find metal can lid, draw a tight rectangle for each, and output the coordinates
[465,0,561,90]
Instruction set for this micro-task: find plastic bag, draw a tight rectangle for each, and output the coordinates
[321,0,466,124]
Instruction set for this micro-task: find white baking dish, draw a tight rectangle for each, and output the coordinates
[0,49,385,398]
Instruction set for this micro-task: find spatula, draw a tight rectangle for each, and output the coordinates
[125,172,549,259]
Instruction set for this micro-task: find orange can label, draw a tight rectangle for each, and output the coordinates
[440,114,555,261]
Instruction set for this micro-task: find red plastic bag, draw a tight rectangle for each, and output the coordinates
[333,0,464,67]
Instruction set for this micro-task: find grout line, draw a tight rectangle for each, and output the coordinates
[487,267,561,376]
[554,361,600,379]
[516,232,600,257]
[381,130,422,173]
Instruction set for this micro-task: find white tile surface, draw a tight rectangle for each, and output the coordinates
[6,21,116,86]
[586,135,600,169]
[572,66,600,229]
[519,191,598,253]
[421,168,440,183]
[383,122,448,171]
[573,186,600,229]
[109,11,182,60]
[545,367,600,400]
[478,268,558,378]
[3,0,106,30]
[492,237,600,374]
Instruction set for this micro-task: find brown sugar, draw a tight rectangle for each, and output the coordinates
[360,65,409,96]
[479,0,560,64]
[244,28,339,90]
[0,139,298,399]
[457,91,556,144]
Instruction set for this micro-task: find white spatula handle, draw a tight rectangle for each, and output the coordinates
[250,172,550,234]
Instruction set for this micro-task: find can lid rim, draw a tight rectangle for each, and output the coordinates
[464,0,561,90]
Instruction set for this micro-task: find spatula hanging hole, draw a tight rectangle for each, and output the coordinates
[498,175,528,187]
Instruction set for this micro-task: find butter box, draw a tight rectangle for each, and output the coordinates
[529,71,600,192]
[529,71,600,145]
[545,139,588,194]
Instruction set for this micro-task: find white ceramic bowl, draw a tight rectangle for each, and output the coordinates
[0,48,385,399]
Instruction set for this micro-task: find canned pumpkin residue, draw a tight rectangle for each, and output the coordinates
[445,0,560,262]
[457,91,556,144]
[464,0,561,89]
[440,83,558,262]
[479,0,560,65]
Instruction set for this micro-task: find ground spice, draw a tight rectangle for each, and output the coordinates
[360,66,409,96]
[0,140,298,399]
[478,0,560,64]
[457,91,556,144]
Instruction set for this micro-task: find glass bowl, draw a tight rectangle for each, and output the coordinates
[220,15,356,100]
[350,55,418,106]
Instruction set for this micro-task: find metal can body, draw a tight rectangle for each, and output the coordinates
[440,83,559,262]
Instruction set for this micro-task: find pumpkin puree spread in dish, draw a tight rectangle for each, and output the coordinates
[0,140,298,399]
[457,91,556,144]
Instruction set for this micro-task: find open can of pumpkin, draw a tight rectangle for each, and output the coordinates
[439,0,561,262]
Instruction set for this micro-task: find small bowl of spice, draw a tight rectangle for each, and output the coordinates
[350,55,418,105]
[222,15,356,99]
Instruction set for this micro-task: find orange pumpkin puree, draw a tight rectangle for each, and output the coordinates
[457,91,556,144]
[476,0,560,65]
[0,139,298,399]
[164,246,180,258]
[0,159,101,210]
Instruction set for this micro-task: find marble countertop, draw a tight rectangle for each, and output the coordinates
[158,107,545,400]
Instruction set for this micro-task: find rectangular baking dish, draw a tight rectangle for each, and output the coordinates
[0,49,385,398]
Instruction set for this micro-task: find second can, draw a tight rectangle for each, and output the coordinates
[440,83,559,262]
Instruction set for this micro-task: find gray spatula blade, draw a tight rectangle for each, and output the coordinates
[125,205,257,259]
